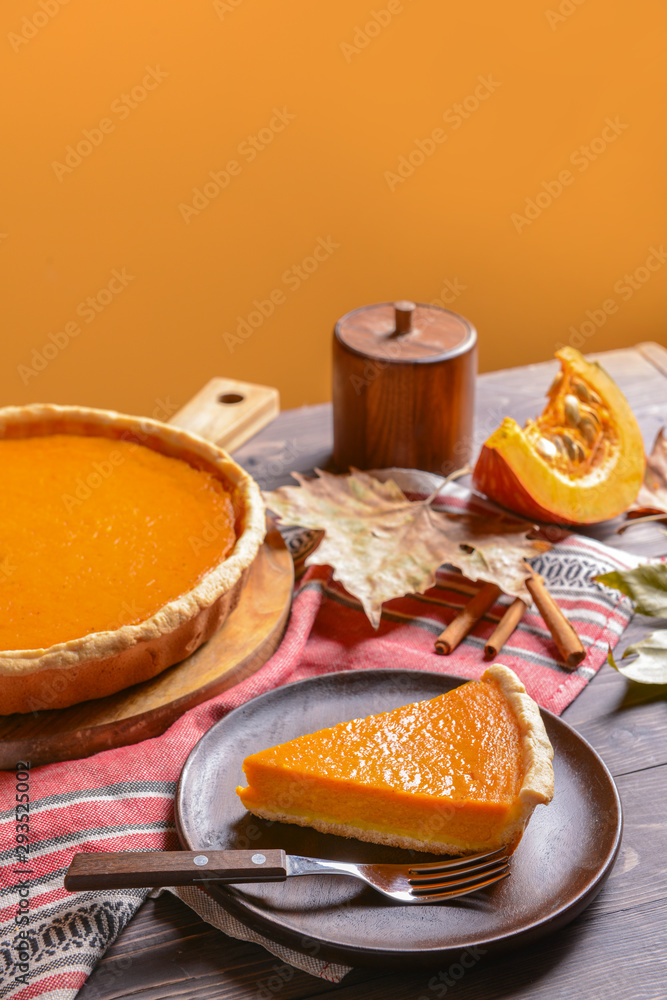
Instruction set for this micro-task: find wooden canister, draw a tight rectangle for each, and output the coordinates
[332,300,477,474]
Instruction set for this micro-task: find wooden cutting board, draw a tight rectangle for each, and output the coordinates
[0,380,292,768]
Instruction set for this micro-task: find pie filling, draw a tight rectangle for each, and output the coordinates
[1,434,238,652]
[239,785,521,852]
[237,675,538,853]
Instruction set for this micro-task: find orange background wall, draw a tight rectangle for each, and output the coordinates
[2,0,666,417]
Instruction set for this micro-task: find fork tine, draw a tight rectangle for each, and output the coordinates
[409,861,510,894]
[408,847,507,875]
[410,869,510,901]
[408,855,510,886]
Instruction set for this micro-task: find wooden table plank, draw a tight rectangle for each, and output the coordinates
[637,340,667,379]
[571,696,667,774]
[233,403,334,491]
[77,344,667,1000]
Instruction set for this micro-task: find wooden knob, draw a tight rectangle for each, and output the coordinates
[394,301,415,335]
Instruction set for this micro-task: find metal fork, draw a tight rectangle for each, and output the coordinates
[65,848,510,903]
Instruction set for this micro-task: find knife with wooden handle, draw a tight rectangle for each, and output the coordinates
[64,850,288,890]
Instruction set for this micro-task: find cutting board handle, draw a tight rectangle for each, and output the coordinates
[169,378,279,452]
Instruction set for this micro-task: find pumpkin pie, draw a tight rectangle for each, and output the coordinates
[237,664,554,855]
[0,404,266,714]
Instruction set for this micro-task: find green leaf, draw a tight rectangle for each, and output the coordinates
[607,631,667,684]
[595,563,667,617]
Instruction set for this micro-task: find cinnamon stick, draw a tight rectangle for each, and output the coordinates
[525,570,586,668]
[435,583,501,655]
[484,597,528,659]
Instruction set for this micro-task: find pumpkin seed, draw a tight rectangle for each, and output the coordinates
[562,432,584,462]
[580,406,600,427]
[563,394,581,426]
[579,418,597,446]
[551,434,565,455]
[536,436,558,459]
[572,379,603,406]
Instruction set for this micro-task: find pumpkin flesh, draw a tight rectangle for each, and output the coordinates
[473,348,645,524]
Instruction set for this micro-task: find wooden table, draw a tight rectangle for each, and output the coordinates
[78,343,667,1000]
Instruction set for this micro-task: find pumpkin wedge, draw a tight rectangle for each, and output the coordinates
[473,348,645,524]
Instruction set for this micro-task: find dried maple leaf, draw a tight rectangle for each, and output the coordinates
[626,428,667,522]
[263,470,551,629]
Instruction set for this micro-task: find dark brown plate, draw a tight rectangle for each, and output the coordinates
[176,669,622,970]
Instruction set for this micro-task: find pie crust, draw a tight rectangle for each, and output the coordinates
[0,404,266,714]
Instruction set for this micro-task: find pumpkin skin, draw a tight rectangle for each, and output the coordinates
[473,348,645,525]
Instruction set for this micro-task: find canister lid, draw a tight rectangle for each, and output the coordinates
[334,300,476,363]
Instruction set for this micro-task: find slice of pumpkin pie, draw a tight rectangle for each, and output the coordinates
[236,664,554,855]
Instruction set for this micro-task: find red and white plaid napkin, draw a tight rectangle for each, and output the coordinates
[0,488,637,999]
